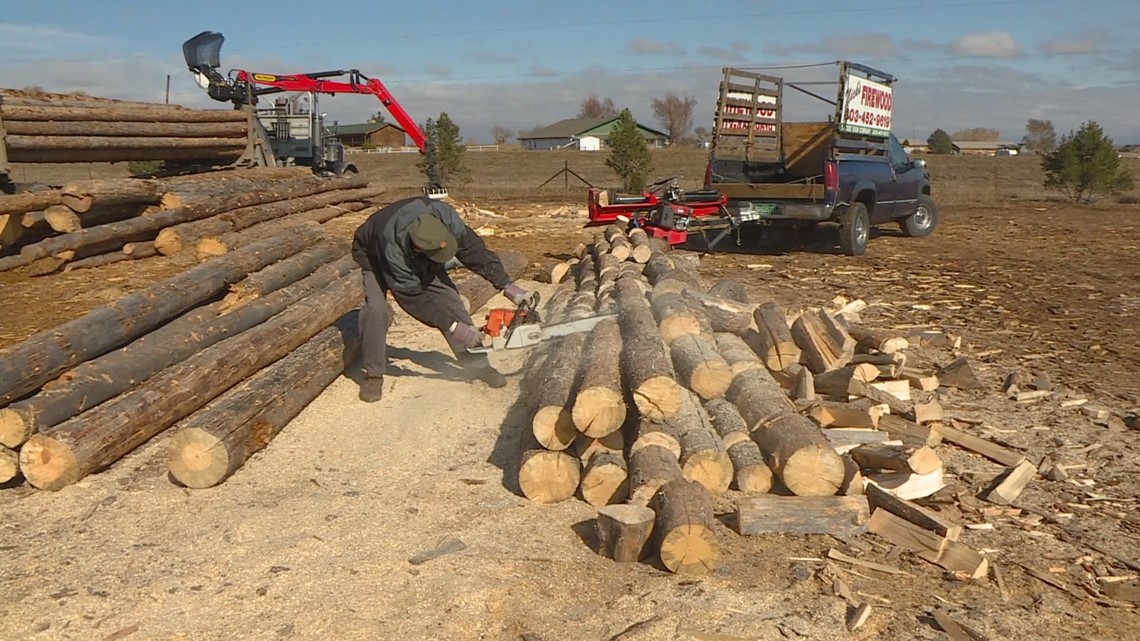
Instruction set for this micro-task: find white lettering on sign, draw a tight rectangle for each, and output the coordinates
[839,73,893,138]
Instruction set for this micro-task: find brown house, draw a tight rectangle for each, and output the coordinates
[327,122,407,147]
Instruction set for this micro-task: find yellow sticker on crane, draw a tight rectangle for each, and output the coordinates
[252,74,277,82]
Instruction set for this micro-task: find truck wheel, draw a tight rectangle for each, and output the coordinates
[901,195,938,237]
[838,203,870,256]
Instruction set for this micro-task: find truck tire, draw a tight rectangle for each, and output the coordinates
[838,203,870,256]
[901,195,938,237]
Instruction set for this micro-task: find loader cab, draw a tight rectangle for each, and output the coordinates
[255,93,357,177]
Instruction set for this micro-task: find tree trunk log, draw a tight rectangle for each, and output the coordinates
[713,332,765,378]
[706,279,750,304]
[670,333,733,400]
[517,439,581,504]
[166,313,360,488]
[631,418,682,460]
[570,319,627,438]
[627,227,653,264]
[0,446,17,484]
[20,272,363,490]
[572,432,623,463]
[4,134,244,151]
[196,201,370,259]
[595,504,655,563]
[0,190,63,216]
[17,176,333,262]
[735,496,870,537]
[579,451,629,507]
[707,395,773,493]
[60,178,167,213]
[670,391,732,495]
[42,206,81,233]
[6,147,246,164]
[650,478,719,575]
[681,288,756,335]
[0,224,328,405]
[62,242,157,272]
[748,303,801,372]
[454,251,527,313]
[5,120,248,138]
[0,253,357,448]
[220,240,350,307]
[0,104,249,122]
[530,333,588,451]
[627,444,684,507]
[615,278,682,421]
[153,179,372,255]
[650,290,700,345]
[726,368,845,496]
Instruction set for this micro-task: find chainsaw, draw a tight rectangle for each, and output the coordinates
[467,292,616,353]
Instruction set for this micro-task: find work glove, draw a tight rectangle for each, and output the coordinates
[449,321,485,350]
[504,282,534,307]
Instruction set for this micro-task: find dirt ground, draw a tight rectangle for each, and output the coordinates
[1,184,1139,640]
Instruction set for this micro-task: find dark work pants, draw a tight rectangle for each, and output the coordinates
[359,270,488,379]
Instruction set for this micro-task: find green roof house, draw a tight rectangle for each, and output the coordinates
[517,117,669,151]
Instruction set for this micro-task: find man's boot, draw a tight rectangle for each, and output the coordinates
[359,377,384,403]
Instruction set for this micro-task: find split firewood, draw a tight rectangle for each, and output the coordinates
[868,509,989,579]
[726,368,846,496]
[864,482,963,541]
[813,363,881,398]
[650,479,719,575]
[736,495,870,537]
[793,366,815,401]
[850,443,943,475]
[865,468,946,501]
[878,414,942,448]
[982,460,1036,506]
[900,367,940,391]
[791,308,855,374]
[846,325,909,354]
[937,357,982,390]
[810,399,885,429]
[823,428,894,453]
[933,423,1025,467]
[596,504,655,562]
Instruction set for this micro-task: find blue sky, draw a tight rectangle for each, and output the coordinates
[2,0,1138,144]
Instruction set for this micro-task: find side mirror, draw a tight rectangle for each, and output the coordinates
[913,158,927,169]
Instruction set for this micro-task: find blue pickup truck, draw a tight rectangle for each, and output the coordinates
[700,62,938,256]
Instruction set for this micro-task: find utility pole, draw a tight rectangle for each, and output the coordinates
[165,74,171,104]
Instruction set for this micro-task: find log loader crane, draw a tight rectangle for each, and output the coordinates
[182,31,445,196]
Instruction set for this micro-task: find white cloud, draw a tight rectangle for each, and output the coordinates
[624,38,685,56]
[950,31,1020,58]
[822,33,899,58]
[695,46,743,62]
[730,41,752,53]
[1038,27,1110,55]
[0,23,109,52]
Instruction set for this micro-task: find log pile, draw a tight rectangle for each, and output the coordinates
[0,167,379,274]
[0,89,249,165]
[510,223,1016,581]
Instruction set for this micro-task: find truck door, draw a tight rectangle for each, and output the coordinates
[887,134,922,220]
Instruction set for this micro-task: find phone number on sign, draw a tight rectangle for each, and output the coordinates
[845,108,891,130]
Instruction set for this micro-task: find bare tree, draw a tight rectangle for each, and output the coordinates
[578,93,619,119]
[1022,119,1056,154]
[367,111,387,124]
[951,127,1001,142]
[491,125,514,145]
[651,92,698,145]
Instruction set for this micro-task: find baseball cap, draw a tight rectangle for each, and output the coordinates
[408,212,458,263]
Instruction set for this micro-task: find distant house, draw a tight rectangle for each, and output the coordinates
[326,122,407,148]
[517,117,669,151]
[951,141,1022,156]
[902,139,929,154]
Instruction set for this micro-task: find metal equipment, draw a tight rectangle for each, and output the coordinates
[467,293,616,353]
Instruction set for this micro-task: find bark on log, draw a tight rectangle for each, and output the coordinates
[706,279,750,304]
[572,432,623,463]
[643,254,701,287]
[220,240,349,307]
[749,303,802,371]
[17,176,333,263]
[0,253,357,448]
[726,368,846,496]
[670,391,732,495]
[736,496,870,537]
[650,479,719,575]
[650,291,700,345]
[60,178,167,213]
[627,227,653,263]
[670,333,733,400]
[579,452,629,507]
[0,224,328,405]
[813,364,881,398]
[454,250,527,313]
[6,147,246,164]
[167,312,361,488]
[704,398,772,494]
[531,333,588,451]
[196,201,370,259]
[571,319,627,438]
[0,189,63,216]
[5,135,245,151]
[627,444,684,507]
[682,289,756,335]
[4,120,248,138]
[615,278,682,421]
[595,504,655,563]
[0,104,249,122]
[607,236,632,262]
[20,272,363,490]
[846,325,909,354]
[153,179,373,255]
[630,418,682,460]
[714,332,765,378]
[63,242,158,272]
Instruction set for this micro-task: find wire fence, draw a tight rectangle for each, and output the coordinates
[345,144,501,154]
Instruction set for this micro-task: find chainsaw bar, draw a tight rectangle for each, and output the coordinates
[468,313,617,353]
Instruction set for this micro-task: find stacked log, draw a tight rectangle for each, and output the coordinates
[0,90,249,165]
[0,168,369,274]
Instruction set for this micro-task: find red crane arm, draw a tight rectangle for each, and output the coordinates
[232,69,427,152]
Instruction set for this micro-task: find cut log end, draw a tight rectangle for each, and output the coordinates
[532,406,577,451]
[579,452,629,507]
[153,228,183,256]
[518,449,581,503]
[572,388,627,438]
[196,237,229,259]
[659,523,719,575]
[681,452,733,495]
[632,376,682,421]
[167,427,231,489]
[782,445,846,497]
[19,435,80,491]
[0,448,18,483]
[0,407,34,449]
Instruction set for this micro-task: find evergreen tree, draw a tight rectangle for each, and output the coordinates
[605,109,653,192]
[926,129,953,154]
[417,112,468,187]
[1042,121,1134,203]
